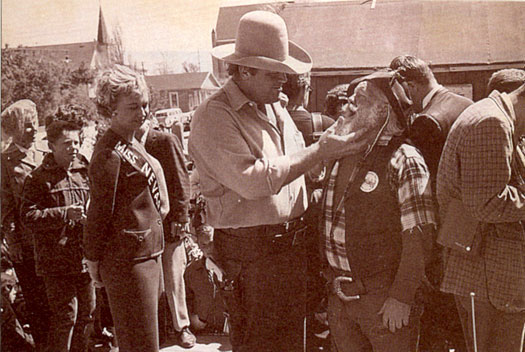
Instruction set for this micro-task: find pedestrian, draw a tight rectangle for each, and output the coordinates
[281,72,335,350]
[136,118,196,348]
[391,55,473,352]
[321,71,437,352]
[391,55,472,181]
[323,83,350,120]
[189,10,367,352]
[21,104,95,352]
[1,99,51,351]
[84,64,170,352]
[437,79,525,352]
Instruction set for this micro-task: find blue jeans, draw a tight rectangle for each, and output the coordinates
[43,272,95,352]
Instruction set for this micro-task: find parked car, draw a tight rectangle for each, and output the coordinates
[155,108,184,124]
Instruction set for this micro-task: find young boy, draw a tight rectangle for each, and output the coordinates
[21,104,95,352]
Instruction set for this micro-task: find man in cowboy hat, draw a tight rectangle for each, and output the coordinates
[189,10,367,352]
[321,72,437,352]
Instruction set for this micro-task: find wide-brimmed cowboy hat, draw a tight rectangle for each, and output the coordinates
[212,11,312,74]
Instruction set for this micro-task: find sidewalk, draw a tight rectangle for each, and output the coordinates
[160,334,232,352]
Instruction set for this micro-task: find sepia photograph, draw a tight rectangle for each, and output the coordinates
[2,0,525,351]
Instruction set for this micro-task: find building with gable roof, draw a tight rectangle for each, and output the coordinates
[212,0,525,111]
[145,72,221,112]
[7,7,111,72]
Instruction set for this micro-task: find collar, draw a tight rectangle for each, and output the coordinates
[223,79,253,111]
[422,85,443,110]
[42,153,87,172]
[489,90,516,130]
[137,124,150,145]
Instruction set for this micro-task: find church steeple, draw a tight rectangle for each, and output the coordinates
[97,6,109,44]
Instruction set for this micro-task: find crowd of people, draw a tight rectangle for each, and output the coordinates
[2,9,525,352]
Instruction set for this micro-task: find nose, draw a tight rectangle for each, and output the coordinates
[277,72,287,84]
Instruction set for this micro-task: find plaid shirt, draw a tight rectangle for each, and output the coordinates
[323,141,437,273]
[437,91,525,311]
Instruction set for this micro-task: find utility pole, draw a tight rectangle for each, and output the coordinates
[197,50,201,71]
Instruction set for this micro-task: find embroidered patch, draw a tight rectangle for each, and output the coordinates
[360,171,379,193]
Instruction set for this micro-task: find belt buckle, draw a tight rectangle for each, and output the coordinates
[333,276,360,302]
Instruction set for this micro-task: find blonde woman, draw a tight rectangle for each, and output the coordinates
[84,65,169,352]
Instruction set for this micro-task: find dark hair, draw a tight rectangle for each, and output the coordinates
[227,64,258,79]
[390,55,434,85]
[46,104,86,144]
[324,83,349,117]
[281,73,310,104]
[487,69,525,95]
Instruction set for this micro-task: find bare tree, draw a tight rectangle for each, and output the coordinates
[110,22,125,65]
[182,60,199,73]
[156,52,172,75]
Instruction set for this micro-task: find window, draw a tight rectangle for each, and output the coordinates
[169,92,179,108]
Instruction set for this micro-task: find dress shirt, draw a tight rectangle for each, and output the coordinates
[189,78,308,229]
[421,85,443,110]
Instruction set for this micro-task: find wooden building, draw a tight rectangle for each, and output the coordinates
[145,72,221,112]
[212,0,525,111]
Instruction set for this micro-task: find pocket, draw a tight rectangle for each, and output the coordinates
[114,228,155,261]
[483,235,525,312]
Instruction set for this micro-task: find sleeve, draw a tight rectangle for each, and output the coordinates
[162,133,190,224]
[189,100,291,200]
[461,117,525,222]
[21,172,69,232]
[83,149,121,261]
[388,146,437,304]
[1,156,16,244]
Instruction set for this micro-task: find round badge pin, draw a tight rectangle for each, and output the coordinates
[360,171,379,193]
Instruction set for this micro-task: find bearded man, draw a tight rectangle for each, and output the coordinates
[322,72,437,352]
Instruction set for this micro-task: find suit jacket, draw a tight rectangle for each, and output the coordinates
[84,128,169,262]
[144,128,190,234]
[438,91,525,313]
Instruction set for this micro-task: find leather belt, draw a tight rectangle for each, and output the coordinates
[220,216,308,249]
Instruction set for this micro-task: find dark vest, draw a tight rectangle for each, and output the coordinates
[410,88,472,183]
[343,137,404,287]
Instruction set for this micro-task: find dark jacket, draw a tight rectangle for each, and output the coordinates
[1,144,43,253]
[145,128,190,234]
[409,87,472,180]
[21,153,89,276]
[84,129,169,262]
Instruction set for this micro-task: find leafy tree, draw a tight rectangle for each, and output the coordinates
[1,50,98,124]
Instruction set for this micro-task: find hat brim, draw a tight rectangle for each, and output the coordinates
[212,40,312,75]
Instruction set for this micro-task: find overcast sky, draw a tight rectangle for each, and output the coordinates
[1,0,293,73]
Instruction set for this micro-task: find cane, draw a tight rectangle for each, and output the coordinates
[470,292,478,352]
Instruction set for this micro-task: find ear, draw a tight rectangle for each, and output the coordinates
[238,66,254,80]
[48,141,56,154]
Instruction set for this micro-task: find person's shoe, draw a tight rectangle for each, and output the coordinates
[178,326,196,348]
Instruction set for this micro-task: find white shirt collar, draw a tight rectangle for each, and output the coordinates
[422,85,442,110]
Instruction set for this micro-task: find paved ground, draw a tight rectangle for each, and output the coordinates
[160,334,232,352]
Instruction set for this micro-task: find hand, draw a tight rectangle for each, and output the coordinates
[66,205,85,222]
[317,117,370,160]
[85,259,104,288]
[378,297,411,333]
